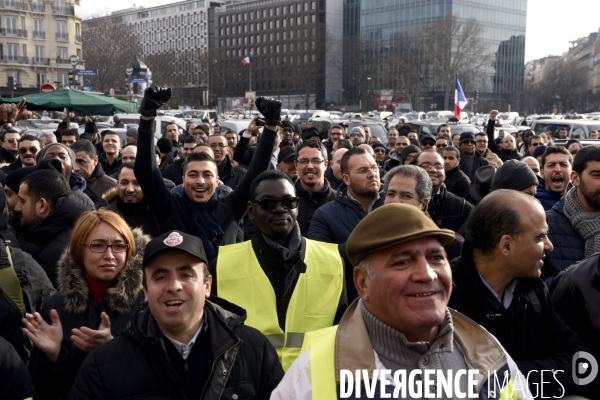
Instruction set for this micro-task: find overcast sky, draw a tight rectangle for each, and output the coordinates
[82,0,599,62]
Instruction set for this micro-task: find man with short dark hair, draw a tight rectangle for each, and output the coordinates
[276,146,298,181]
[99,130,123,175]
[443,146,470,198]
[208,134,247,190]
[294,140,335,236]
[162,136,200,186]
[386,127,398,151]
[16,169,94,286]
[214,171,346,370]
[69,230,284,399]
[558,127,568,139]
[449,190,596,399]
[475,132,503,167]
[0,129,20,166]
[71,140,117,197]
[525,135,543,158]
[323,124,343,160]
[437,124,451,139]
[53,120,68,142]
[536,146,573,211]
[435,137,449,155]
[1,134,42,173]
[165,121,181,146]
[60,129,79,147]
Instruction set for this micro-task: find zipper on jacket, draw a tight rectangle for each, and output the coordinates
[158,339,189,400]
[199,338,242,399]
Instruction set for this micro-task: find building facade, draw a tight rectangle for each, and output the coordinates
[344,0,527,112]
[211,0,343,111]
[0,0,83,97]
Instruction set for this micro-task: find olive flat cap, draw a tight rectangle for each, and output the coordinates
[346,203,455,266]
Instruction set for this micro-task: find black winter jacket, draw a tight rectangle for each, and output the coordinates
[68,297,284,400]
[449,242,597,399]
[162,157,184,186]
[0,336,34,400]
[104,187,161,237]
[0,147,16,165]
[295,179,336,237]
[427,185,473,233]
[1,157,22,174]
[29,228,151,400]
[444,166,470,198]
[134,118,275,247]
[18,191,95,287]
[551,254,600,359]
[459,151,489,180]
[486,120,522,162]
[218,155,246,191]
[543,195,585,284]
[324,167,343,190]
[98,152,122,176]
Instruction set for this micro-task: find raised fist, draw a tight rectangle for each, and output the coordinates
[139,86,171,117]
[255,97,282,127]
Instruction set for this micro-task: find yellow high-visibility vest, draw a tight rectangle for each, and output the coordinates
[217,239,343,371]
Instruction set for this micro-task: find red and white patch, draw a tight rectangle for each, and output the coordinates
[164,232,183,247]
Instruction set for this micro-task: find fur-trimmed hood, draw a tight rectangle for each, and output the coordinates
[56,227,151,315]
[102,186,119,203]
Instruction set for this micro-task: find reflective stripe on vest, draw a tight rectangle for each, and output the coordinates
[217,239,343,371]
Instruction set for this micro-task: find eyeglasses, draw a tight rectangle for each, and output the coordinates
[253,197,299,211]
[6,138,17,143]
[374,149,386,154]
[436,143,448,148]
[530,142,542,147]
[297,158,324,165]
[19,147,38,154]
[350,133,363,138]
[418,163,444,170]
[84,243,129,253]
[422,142,435,147]
[476,140,488,144]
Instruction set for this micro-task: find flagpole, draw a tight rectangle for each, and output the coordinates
[249,61,252,92]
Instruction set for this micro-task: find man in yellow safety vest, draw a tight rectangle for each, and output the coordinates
[213,170,347,371]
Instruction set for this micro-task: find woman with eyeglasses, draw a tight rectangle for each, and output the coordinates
[23,209,151,399]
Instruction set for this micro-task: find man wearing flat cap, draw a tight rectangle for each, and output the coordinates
[273,203,533,399]
[70,230,284,399]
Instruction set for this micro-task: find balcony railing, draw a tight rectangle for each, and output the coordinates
[0,55,29,64]
[52,4,74,15]
[1,0,27,10]
[56,32,68,41]
[75,34,81,43]
[0,28,27,37]
[56,57,83,65]
[33,57,50,65]
[31,2,44,12]
[33,30,45,39]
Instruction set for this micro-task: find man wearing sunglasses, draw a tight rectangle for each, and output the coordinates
[1,134,41,174]
[0,129,20,167]
[215,170,346,371]
[475,132,503,168]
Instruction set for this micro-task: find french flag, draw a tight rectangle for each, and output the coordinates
[454,77,467,118]
[241,56,251,66]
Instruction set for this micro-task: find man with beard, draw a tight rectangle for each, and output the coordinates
[323,125,343,160]
[382,135,410,171]
[276,146,298,182]
[487,110,522,162]
[386,128,398,152]
[294,140,335,236]
[208,134,246,190]
[126,127,138,146]
[103,163,160,237]
[475,132,503,168]
[545,145,598,284]
[161,136,200,186]
[309,147,384,299]
[281,121,297,149]
[70,140,117,198]
[1,134,42,173]
[458,132,489,180]
[165,121,182,148]
[224,130,238,161]
[98,130,123,176]
[414,149,473,232]
[60,129,79,147]
[213,170,346,371]
[324,148,347,190]
[15,169,94,287]
[348,127,365,147]
[394,117,410,136]
[443,146,470,198]
[535,146,572,211]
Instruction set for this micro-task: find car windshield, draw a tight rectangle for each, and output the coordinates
[297,113,313,120]
[406,113,420,120]
[426,112,439,119]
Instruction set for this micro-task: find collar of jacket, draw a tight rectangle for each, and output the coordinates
[100,151,122,166]
[445,165,462,177]
[332,299,508,384]
[0,147,16,162]
[324,167,342,187]
[90,161,106,178]
[295,177,331,199]
[56,227,151,314]
[217,154,234,177]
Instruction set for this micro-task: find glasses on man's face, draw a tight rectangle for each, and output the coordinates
[476,140,488,144]
[297,158,324,165]
[422,142,435,147]
[531,142,542,147]
[436,143,448,148]
[84,243,129,253]
[19,147,38,154]
[418,163,444,170]
[374,149,386,154]
[253,197,299,211]
[6,138,17,144]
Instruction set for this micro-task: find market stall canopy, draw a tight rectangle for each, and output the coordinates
[0,88,137,115]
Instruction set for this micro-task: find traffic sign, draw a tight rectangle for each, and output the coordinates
[70,55,79,68]
[75,69,98,76]
[130,77,147,83]
[40,83,55,93]
[125,66,133,77]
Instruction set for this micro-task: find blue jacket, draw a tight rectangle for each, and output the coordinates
[544,195,584,284]
[308,184,384,299]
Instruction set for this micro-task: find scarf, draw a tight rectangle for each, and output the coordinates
[180,190,224,258]
[85,271,114,304]
[563,187,600,257]
[261,222,302,262]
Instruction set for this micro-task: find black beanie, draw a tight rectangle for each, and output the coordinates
[400,145,421,164]
[5,159,63,193]
[156,137,174,154]
[491,160,539,192]
[84,121,98,134]
[196,124,209,136]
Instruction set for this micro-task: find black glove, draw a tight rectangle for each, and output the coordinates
[255,97,282,127]
[139,86,172,117]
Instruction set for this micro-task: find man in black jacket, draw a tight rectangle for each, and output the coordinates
[0,129,19,166]
[487,109,522,162]
[98,130,123,176]
[162,136,200,186]
[208,134,246,190]
[458,132,489,180]
[294,140,335,236]
[134,87,278,260]
[443,146,470,198]
[414,150,473,232]
[69,230,284,400]
[449,189,598,399]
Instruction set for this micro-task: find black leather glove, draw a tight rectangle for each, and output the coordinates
[139,86,172,117]
[255,97,282,127]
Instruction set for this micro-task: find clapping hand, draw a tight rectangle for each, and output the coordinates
[22,310,63,361]
[70,312,113,353]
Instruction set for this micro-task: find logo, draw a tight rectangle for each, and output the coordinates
[572,351,598,386]
[164,232,183,247]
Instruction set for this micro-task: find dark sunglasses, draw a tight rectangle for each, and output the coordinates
[6,138,17,143]
[19,147,38,154]
[253,197,299,211]
[436,143,448,148]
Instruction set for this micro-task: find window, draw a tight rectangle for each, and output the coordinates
[37,72,45,86]
[34,19,44,36]
[7,43,18,61]
[35,45,44,61]
[57,46,67,59]
[56,21,67,40]
[6,16,17,34]
[7,70,19,85]
[76,49,81,59]
[58,73,68,88]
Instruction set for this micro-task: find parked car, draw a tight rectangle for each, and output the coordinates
[115,114,187,143]
[530,119,600,139]
[407,121,481,140]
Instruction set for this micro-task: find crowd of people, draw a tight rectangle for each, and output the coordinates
[0,87,599,399]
